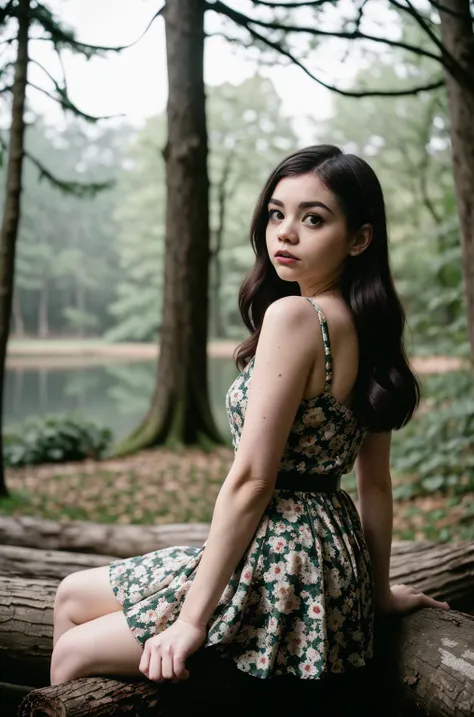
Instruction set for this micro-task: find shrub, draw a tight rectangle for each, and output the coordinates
[4,415,113,468]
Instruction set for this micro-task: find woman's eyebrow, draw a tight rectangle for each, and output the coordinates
[268,198,334,214]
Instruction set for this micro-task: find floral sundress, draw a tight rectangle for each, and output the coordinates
[109,298,374,680]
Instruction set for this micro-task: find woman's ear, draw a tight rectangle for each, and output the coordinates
[348,224,373,257]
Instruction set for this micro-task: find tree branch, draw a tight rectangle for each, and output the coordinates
[0,132,115,196]
[0,0,15,25]
[249,1,329,7]
[428,0,467,17]
[388,0,472,84]
[212,4,444,97]
[388,0,452,57]
[27,81,122,122]
[25,150,115,196]
[0,35,16,46]
[25,3,165,57]
[30,57,66,95]
[212,1,443,62]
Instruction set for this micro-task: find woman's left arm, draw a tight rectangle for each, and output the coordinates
[139,298,320,682]
[179,297,319,629]
[140,296,324,682]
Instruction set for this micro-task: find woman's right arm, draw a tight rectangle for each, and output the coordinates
[355,431,393,610]
[356,431,450,614]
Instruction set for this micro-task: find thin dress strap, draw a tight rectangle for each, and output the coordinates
[305,298,333,392]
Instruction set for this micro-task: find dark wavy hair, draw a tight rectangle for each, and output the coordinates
[235,144,420,431]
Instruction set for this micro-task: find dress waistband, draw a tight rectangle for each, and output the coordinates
[275,471,341,492]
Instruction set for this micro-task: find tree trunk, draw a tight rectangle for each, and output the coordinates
[12,287,25,336]
[1,538,473,609]
[115,0,222,455]
[37,280,49,338]
[438,0,474,363]
[75,279,85,339]
[0,515,210,557]
[210,153,232,339]
[38,367,48,411]
[377,609,474,717]
[3,571,473,717]
[0,576,55,686]
[389,540,474,613]
[0,545,113,580]
[0,0,30,498]
[18,678,174,717]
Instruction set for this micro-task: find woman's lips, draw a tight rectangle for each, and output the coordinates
[275,254,299,265]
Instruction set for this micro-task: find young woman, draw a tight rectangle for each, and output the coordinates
[50,145,449,694]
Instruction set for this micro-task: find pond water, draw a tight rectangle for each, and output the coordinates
[5,357,239,443]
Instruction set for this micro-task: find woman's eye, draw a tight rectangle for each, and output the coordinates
[268,209,283,221]
[304,213,323,227]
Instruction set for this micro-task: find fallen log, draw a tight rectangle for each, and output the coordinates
[1,568,473,716]
[389,541,474,613]
[376,609,474,717]
[0,576,55,686]
[0,515,435,560]
[0,515,209,557]
[0,545,112,580]
[14,610,474,717]
[1,540,474,612]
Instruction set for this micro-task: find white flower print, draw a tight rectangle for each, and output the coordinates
[324,423,336,440]
[301,662,318,677]
[110,339,374,683]
[286,629,308,656]
[263,561,286,583]
[307,600,324,620]
[297,524,313,547]
[268,535,288,554]
[328,607,345,632]
[348,653,365,668]
[286,549,306,575]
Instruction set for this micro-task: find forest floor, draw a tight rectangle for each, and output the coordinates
[3,445,473,542]
[4,341,472,541]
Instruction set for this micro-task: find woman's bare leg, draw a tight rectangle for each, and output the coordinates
[50,611,143,685]
[53,565,122,646]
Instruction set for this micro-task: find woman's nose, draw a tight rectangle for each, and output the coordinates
[278,224,298,243]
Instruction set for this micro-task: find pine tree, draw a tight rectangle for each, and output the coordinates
[0,0,128,495]
[120,0,473,455]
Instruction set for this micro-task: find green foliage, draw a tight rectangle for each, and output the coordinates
[107,74,297,342]
[316,51,465,355]
[4,414,113,468]
[391,372,474,499]
[106,116,166,342]
[393,218,468,356]
[8,118,131,337]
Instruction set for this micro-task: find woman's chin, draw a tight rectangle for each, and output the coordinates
[274,265,301,282]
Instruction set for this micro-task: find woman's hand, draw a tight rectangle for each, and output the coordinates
[379,584,450,614]
[139,618,207,683]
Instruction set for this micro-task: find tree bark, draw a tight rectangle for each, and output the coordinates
[115,0,222,455]
[210,153,232,339]
[0,545,113,580]
[438,0,474,362]
[37,280,49,338]
[0,576,55,686]
[12,287,25,336]
[3,573,473,717]
[389,540,474,613]
[376,610,474,717]
[0,515,210,557]
[0,0,30,498]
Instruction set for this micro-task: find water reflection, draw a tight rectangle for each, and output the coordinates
[5,357,237,442]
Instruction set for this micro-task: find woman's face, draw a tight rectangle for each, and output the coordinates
[265,172,354,296]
